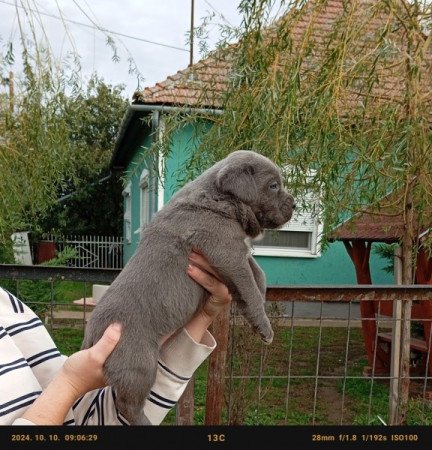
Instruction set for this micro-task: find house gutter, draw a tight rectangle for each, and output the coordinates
[128,103,224,116]
[110,103,224,170]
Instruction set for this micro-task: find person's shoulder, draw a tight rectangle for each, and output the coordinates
[0,286,27,315]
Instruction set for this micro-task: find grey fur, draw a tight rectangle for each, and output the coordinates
[81,150,295,425]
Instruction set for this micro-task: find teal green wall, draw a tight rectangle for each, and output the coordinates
[164,126,192,203]
[122,120,394,286]
[163,123,208,203]
[254,242,393,286]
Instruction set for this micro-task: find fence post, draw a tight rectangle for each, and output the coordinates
[205,305,230,425]
[389,246,403,424]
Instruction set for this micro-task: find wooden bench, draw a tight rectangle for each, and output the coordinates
[44,298,96,325]
[360,296,432,377]
[370,331,431,376]
[378,332,428,353]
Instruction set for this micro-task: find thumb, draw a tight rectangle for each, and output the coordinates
[91,322,122,360]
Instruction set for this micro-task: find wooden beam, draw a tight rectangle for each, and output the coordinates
[204,306,230,425]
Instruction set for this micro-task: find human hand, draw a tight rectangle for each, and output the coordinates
[187,250,232,321]
[20,323,122,425]
[60,323,122,398]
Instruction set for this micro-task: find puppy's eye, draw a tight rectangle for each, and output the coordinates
[269,182,279,191]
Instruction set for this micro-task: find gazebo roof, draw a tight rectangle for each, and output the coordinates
[330,211,405,243]
[330,193,431,243]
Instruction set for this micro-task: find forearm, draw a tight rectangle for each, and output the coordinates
[20,371,80,425]
[160,308,214,347]
[183,310,213,343]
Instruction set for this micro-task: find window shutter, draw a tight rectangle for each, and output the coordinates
[280,207,316,233]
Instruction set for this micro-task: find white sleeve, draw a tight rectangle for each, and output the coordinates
[144,327,216,425]
[0,286,69,426]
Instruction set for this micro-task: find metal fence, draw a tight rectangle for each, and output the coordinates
[47,234,123,269]
[1,264,431,426]
[203,286,432,426]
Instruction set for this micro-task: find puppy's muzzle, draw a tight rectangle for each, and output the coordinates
[280,193,296,222]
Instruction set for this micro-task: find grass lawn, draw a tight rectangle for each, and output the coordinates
[47,319,432,426]
[221,323,432,425]
[1,279,94,315]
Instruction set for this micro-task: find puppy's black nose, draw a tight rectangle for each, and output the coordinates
[292,203,296,210]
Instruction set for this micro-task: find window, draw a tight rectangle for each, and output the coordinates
[252,171,322,258]
[122,183,132,244]
[139,169,150,232]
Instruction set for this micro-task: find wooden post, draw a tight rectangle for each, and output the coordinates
[397,188,416,425]
[204,305,230,424]
[389,246,402,425]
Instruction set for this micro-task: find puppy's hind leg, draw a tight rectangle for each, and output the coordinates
[116,393,152,425]
[107,341,159,425]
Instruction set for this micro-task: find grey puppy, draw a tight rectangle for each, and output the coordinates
[81,150,295,424]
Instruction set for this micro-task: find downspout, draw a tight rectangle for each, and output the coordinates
[150,110,163,213]
[155,112,166,212]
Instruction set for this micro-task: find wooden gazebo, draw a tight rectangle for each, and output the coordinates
[330,210,432,376]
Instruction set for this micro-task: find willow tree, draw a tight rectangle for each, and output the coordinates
[0,53,76,243]
[0,2,134,246]
[154,0,432,424]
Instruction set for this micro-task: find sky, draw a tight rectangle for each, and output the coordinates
[0,0,244,100]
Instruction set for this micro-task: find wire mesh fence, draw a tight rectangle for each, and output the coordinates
[203,286,432,426]
[1,265,431,426]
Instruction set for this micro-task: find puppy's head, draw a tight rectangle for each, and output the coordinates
[215,150,295,230]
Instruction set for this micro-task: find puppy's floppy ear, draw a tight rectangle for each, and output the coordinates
[216,164,258,204]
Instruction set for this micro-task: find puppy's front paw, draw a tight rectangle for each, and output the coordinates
[260,328,274,345]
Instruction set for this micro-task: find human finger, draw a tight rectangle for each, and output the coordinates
[187,264,231,301]
[88,322,122,363]
[188,251,221,280]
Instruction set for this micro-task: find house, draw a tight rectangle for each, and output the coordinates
[110,0,427,286]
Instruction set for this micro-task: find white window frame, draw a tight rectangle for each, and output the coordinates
[122,183,132,244]
[135,168,150,236]
[252,170,322,258]
[157,114,166,211]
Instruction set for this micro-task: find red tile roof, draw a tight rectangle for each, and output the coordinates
[330,190,431,242]
[133,0,432,112]
[132,51,232,108]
